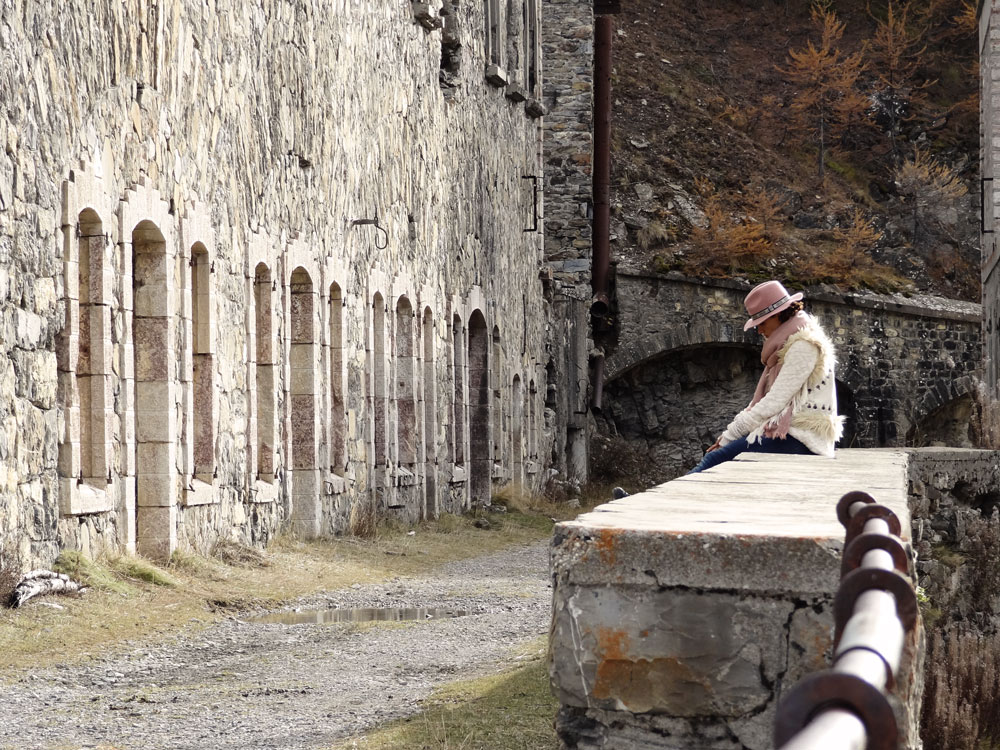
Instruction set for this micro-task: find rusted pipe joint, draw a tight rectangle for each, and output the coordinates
[834,567,918,641]
[774,671,898,750]
[590,293,610,318]
[841,532,910,578]
[836,490,876,528]
[845,504,901,546]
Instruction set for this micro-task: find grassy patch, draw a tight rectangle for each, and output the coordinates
[111,556,178,587]
[334,637,558,750]
[0,508,563,674]
[53,551,134,596]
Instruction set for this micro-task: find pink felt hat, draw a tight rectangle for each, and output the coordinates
[742,280,804,331]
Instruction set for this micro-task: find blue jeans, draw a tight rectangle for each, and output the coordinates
[687,435,813,474]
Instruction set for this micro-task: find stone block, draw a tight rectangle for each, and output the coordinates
[136,504,177,561]
[135,380,176,420]
[137,473,176,507]
[136,440,175,475]
[133,317,172,380]
[550,584,791,717]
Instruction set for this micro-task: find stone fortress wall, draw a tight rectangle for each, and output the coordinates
[0,0,558,565]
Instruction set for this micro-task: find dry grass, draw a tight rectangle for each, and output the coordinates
[0,547,23,607]
[0,511,558,674]
[332,636,558,750]
[922,625,1000,750]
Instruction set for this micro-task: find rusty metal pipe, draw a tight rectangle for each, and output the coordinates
[591,15,613,317]
[861,548,895,570]
[591,354,606,412]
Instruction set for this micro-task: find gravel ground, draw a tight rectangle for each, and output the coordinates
[0,540,552,750]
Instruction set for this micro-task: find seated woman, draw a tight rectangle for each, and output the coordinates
[689,280,844,474]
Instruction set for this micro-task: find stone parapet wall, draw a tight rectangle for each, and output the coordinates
[549,450,922,750]
[1,0,554,565]
[908,447,1000,621]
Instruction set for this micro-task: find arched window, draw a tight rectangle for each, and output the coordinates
[468,311,490,504]
[452,313,465,467]
[254,263,276,480]
[523,0,538,96]
[328,282,346,475]
[491,327,503,469]
[190,243,214,481]
[528,379,538,460]
[58,208,113,513]
[373,293,387,467]
[132,219,175,558]
[422,308,437,518]
[512,375,523,486]
[290,267,319,536]
[395,297,416,467]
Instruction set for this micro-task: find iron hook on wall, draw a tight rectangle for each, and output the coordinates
[351,209,390,250]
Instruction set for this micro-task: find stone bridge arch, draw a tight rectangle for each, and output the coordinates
[905,373,980,447]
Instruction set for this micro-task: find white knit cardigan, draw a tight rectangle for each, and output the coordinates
[720,316,844,457]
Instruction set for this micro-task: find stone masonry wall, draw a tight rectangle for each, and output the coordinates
[540,0,595,484]
[0,0,553,565]
[595,273,982,483]
[981,2,1000,391]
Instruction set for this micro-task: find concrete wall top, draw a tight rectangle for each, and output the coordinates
[552,448,910,595]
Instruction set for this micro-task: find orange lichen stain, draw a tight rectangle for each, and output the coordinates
[591,528,624,565]
[593,657,711,714]
[596,627,631,660]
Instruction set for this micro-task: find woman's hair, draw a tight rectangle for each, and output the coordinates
[776,301,804,323]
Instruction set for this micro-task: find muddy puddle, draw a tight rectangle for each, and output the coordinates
[248,606,468,625]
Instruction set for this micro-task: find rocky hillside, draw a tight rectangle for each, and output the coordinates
[608,0,979,300]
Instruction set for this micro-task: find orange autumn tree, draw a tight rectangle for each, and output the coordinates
[865,1,932,165]
[779,2,867,179]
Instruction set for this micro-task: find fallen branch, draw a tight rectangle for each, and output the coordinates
[9,570,88,608]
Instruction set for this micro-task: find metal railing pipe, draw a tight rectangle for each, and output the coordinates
[779,709,867,750]
[775,490,915,750]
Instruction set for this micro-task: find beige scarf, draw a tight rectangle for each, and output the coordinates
[749,311,810,438]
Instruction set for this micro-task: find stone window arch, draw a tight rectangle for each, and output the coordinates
[451,313,465,468]
[512,374,523,486]
[484,0,507,85]
[289,267,319,536]
[395,297,417,468]
[491,326,503,471]
[528,379,538,460]
[131,219,176,559]
[253,262,277,482]
[505,0,522,85]
[373,293,388,467]
[328,282,346,476]
[523,0,538,97]
[58,208,113,514]
[422,307,437,518]
[468,310,490,504]
[189,243,215,483]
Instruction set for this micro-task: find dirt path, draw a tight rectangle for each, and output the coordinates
[0,540,551,750]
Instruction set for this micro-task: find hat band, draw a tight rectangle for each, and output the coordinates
[750,295,789,321]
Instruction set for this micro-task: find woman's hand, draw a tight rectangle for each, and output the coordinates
[705,437,722,454]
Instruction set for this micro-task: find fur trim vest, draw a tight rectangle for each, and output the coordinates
[721,315,844,457]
